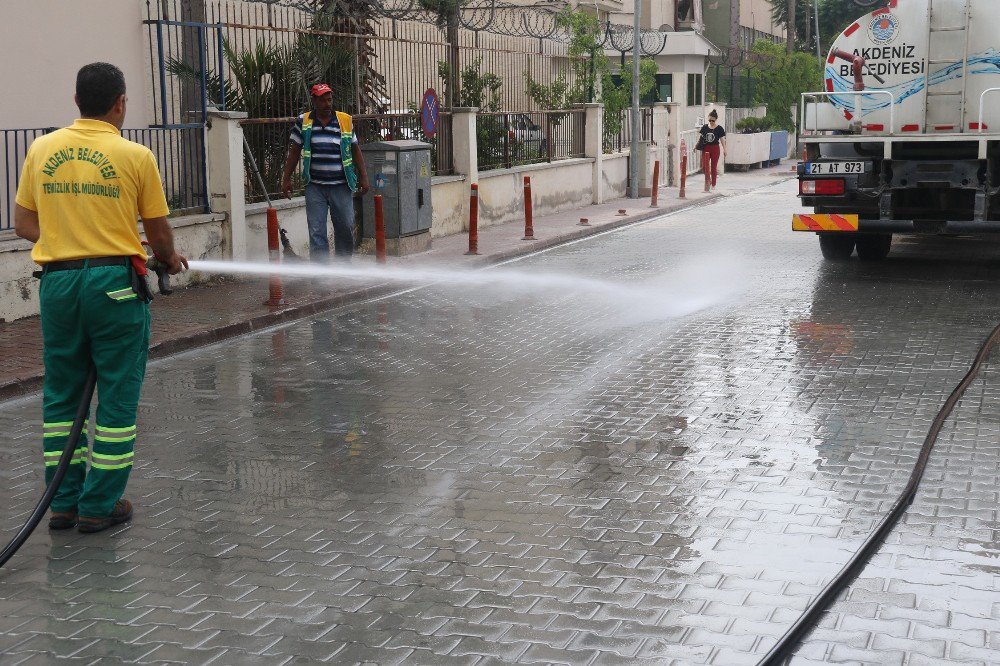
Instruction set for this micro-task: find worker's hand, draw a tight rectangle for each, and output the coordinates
[164,253,189,275]
[356,176,370,196]
[281,177,293,199]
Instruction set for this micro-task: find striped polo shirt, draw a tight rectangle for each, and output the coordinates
[289,112,359,186]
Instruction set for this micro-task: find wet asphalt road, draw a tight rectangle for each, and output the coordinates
[1,179,999,665]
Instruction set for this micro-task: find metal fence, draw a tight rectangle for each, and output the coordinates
[679,128,703,176]
[1,126,205,231]
[242,112,454,204]
[1,128,53,231]
[145,0,577,124]
[725,106,767,132]
[477,110,585,173]
[709,66,755,108]
[241,118,297,204]
[122,127,208,214]
[604,107,653,154]
[354,112,453,176]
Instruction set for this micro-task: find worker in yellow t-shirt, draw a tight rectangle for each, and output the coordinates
[14,62,187,534]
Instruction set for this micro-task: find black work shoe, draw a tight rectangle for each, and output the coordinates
[78,499,133,534]
[48,511,77,530]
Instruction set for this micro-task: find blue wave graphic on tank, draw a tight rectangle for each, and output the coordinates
[822,49,1000,117]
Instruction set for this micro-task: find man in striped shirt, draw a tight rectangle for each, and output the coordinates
[281,83,370,261]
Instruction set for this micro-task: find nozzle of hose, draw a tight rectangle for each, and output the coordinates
[141,243,173,295]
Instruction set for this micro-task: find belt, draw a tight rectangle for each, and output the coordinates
[43,256,131,273]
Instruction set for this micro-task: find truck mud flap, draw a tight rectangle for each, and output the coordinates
[793,216,1000,234]
[792,214,859,232]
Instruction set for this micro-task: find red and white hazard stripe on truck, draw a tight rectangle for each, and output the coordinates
[792,214,860,232]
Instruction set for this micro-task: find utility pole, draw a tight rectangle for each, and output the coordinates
[787,0,796,54]
[804,0,811,52]
[629,0,641,199]
[814,0,822,65]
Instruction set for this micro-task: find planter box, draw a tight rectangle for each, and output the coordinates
[727,131,788,170]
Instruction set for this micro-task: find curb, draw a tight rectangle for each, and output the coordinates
[0,193,721,403]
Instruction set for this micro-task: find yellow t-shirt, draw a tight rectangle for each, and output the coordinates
[15,118,170,264]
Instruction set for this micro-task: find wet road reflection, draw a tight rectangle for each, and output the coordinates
[1,181,1000,663]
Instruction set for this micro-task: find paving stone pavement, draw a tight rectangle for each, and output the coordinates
[2,177,1000,665]
[0,173,739,403]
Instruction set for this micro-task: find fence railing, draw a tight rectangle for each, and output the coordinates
[241,118,297,204]
[1,128,54,231]
[2,126,206,231]
[476,110,586,172]
[145,1,577,126]
[242,113,455,204]
[679,128,702,176]
[354,112,454,177]
[122,127,208,214]
[726,106,766,131]
[604,107,653,154]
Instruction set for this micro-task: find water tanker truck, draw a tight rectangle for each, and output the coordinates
[795,0,1000,260]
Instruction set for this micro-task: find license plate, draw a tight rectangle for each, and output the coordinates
[805,161,867,175]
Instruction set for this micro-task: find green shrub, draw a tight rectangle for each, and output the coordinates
[734,116,775,134]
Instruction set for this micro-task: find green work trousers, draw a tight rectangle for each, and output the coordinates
[40,261,150,518]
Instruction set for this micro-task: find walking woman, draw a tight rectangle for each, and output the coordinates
[699,110,727,191]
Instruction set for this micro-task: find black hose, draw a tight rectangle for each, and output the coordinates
[760,322,1000,665]
[0,365,97,569]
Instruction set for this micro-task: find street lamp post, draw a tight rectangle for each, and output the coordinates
[629,0,641,199]
[814,0,822,66]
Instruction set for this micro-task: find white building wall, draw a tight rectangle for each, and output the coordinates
[0,0,153,130]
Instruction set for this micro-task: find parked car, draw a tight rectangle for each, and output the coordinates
[509,114,547,156]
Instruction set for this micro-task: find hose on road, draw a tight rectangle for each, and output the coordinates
[760,323,1000,665]
[0,366,97,570]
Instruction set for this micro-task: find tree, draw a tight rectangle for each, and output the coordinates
[749,40,822,131]
[420,0,464,108]
[522,9,657,149]
[787,0,796,54]
[769,0,878,55]
[317,0,388,114]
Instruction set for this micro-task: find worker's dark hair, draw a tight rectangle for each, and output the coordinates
[708,109,719,120]
[76,63,126,117]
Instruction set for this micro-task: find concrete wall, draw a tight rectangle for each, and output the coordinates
[478,159,596,229]
[601,154,629,200]
[245,200,311,262]
[0,235,39,323]
[430,176,470,238]
[0,213,226,323]
[0,0,153,129]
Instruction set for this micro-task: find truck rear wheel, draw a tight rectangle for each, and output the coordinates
[818,233,856,260]
[856,234,892,261]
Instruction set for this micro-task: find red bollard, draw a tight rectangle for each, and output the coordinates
[466,183,479,255]
[650,160,660,208]
[265,207,284,306]
[522,176,536,240]
[679,140,687,199]
[374,194,387,264]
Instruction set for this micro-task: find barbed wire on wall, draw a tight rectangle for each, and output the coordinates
[242,0,674,53]
[708,46,745,70]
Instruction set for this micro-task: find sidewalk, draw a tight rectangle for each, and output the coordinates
[0,166,792,402]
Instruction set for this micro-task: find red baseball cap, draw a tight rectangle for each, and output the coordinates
[311,83,332,97]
